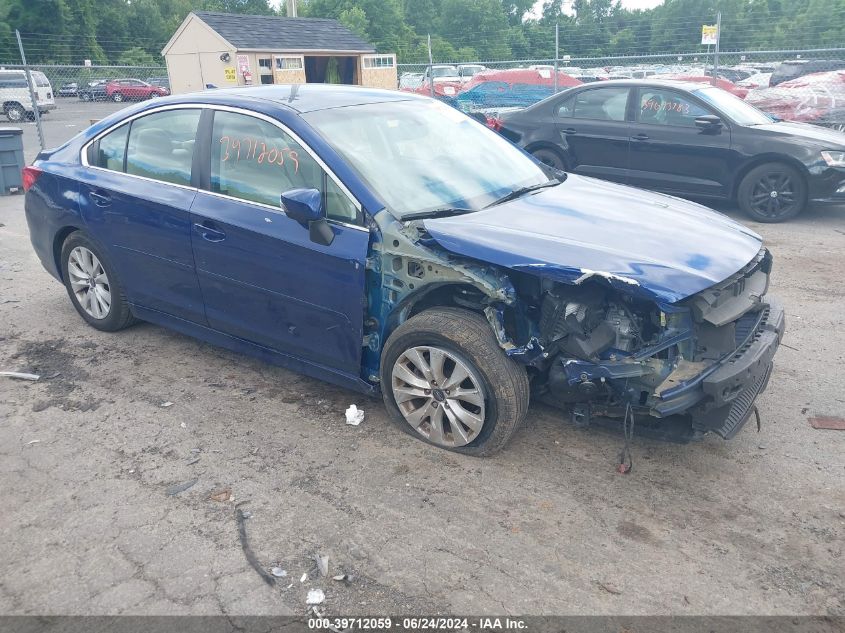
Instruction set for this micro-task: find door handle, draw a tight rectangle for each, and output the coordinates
[89,190,111,207]
[193,222,226,243]
[631,133,650,141]
[562,127,577,135]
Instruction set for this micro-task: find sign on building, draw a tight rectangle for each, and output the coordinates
[701,24,719,46]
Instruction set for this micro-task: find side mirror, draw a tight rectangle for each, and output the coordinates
[695,115,722,131]
[280,188,334,246]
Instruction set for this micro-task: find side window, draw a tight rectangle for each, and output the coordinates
[638,89,710,127]
[572,88,629,121]
[94,123,129,171]
[125,109,200,186]
[211,111,359,223]
[556,96,574,117]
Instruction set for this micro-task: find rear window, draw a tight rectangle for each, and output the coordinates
[0,72,27,88]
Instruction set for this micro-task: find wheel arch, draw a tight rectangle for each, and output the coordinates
[732,154,810,200]
[52,225,83,282]
[524,141,569,169]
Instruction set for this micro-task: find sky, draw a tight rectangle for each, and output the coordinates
[528,0,665,17]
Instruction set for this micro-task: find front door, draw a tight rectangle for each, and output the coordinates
[627,87,734,198]
[78,108,206,323]
[555,86,632,183]
[189,108,369,374]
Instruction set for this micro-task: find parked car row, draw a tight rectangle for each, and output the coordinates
[78,78,169,102]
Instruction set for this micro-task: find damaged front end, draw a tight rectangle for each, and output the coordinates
[486,247,784,442]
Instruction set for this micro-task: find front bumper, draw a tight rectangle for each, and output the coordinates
[809,165,845,204]
[655,298,785,438]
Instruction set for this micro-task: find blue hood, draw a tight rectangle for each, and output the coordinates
[423,175,763,304]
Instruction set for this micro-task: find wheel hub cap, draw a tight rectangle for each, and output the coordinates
[391,345,486,448]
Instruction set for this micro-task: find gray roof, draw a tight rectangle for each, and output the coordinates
[194,11,375,53]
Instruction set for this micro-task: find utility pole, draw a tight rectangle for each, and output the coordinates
[554,23,559,94]
[428,34,435,98]
[713,11,721,85]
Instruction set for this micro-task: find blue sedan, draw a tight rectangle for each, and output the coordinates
[24,85,784,454]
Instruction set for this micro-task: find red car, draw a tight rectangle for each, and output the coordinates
[105,79,169,102]
[745,70,845,130]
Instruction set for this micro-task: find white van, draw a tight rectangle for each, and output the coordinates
[0,69,56,122]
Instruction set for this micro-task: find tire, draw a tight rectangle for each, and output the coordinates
[737,162,806,223]
[112,92,124,102]
[530,146,567,171]
[4,103,24,122]
[380,307,529,456]
[80,92,91,102]
[60,232,135,332]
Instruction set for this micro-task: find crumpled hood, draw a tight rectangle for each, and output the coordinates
[423,175,763,304]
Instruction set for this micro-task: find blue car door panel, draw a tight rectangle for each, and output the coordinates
[78,108,206,324]
[189,108,369,375]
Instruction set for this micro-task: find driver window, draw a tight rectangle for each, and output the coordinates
[210,110,359,223]
[638,89,710,127]
[572,88,629,121]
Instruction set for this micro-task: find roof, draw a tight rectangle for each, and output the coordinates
[192,11,375,53]
[163,84,423,113]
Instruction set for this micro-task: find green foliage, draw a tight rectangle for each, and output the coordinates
[1,0,843,65]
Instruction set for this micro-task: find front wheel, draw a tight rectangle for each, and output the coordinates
[60,232,135,332]
[112,92,124,102]
[80,92,91,102]
[738,163,806,222]
[380,307,529,456]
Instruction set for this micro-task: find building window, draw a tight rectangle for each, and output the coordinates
[258,57,272,73]
[275,56,304,71]
[362,54,396,69]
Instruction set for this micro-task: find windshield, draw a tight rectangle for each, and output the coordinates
[694,87,773,125]
[304,99,550,218]
[432,66,458,78]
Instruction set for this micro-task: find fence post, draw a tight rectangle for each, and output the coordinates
[554,23,559,94]
[713,11,722,85]
[15,30,46,151]
[427,34,435,98]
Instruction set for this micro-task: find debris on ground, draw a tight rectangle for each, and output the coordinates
[45,372,61,379]
[808,416,845,430]
[241,510,252,519]
[165,479,198,496]
[306,588,325,605]
[597,581,622,595]
[332,574,353,583]
[180,422,187,428]
[300,573,307,583]
[314,553,329,577]
[235,508,276,587]
[345,404,365,426]
[26,439,41,446]
[186,456,200,465]
[209,488,232,502]
[271,567,287,578]
[160,401,174,408]
[0,371,40,381]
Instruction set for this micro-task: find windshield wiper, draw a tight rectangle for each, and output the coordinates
[402,206,475,221]
[485,179,560,208]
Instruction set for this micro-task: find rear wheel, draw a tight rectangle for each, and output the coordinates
[380,307,529,456]
[60,232,135,332]
[4,103,24,122]
[112,92,124,102]
[738,162,806,222]
[80,92,91,102]
[530,146,566,171]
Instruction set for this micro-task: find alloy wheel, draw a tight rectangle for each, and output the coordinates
[391,345,486,448]
[67,246,111,319]
[748,171,799,219]
[5,105,23,122]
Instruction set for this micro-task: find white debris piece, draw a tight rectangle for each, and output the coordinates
[300,573,308,583]
[345,404,365,426]
[0,371,40,381]
[160,401,174,408]
[271,567,287,578]
[314,554,329,577]
[306,588,325,605]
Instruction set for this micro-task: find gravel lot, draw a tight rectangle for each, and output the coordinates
[0,99,843,616]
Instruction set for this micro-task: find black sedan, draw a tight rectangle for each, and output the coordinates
[78,80,109,102]
[498,79,845,222]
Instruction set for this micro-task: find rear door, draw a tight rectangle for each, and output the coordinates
[78,107,206,323]
[189,108,370,375]
[627,87,734,198]
[555,85,632,183]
